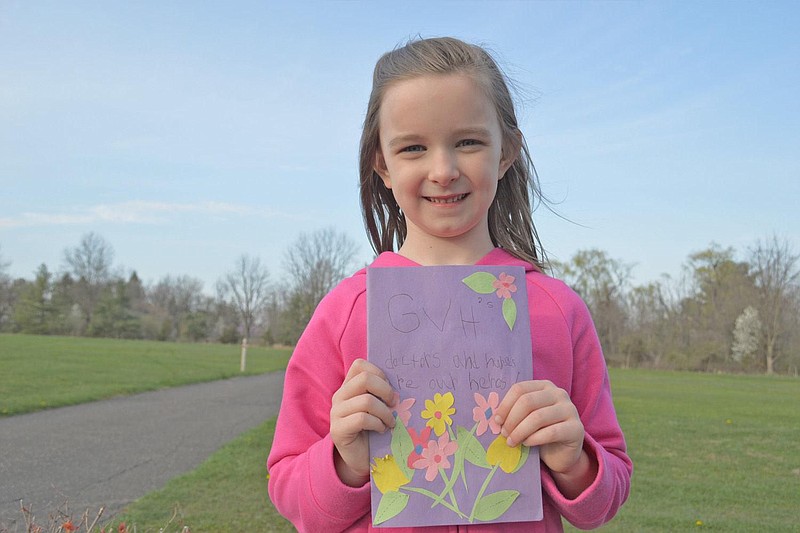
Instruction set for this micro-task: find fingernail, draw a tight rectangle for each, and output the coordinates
[507,437,515,447]
[494,415,503,424]
[390,391,400,408]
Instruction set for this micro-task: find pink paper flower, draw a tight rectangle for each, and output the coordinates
[472,391,501,436]
[406,426,433,469]
[492,272,517,299]
[392,397,415,427]
[412,433,458,481]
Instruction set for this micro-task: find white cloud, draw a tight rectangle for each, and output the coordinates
[0,201,299,229]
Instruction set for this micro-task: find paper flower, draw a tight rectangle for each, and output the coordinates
[371,455,411,494]
[412,433,459,481]
[421,392,456,436]
[392,397,415,427]
[472,391,501,436]
[486,435,523,473]
[492,272,517,299]
[406,426,432,469]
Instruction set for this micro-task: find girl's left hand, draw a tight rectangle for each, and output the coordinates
[494,380,584,474]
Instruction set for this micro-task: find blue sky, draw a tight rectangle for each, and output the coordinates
[1,1,798,291]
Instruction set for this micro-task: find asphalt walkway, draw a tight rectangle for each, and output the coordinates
[0,372,284,528]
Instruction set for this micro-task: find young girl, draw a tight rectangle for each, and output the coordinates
[267,37,632,532]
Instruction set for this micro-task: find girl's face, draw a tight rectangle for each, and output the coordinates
[374,73,514,256]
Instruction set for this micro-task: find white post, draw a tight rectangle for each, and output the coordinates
[240,337,248,372]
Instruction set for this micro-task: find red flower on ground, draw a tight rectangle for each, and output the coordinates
[492,272,517,299]
[63,521,77,532]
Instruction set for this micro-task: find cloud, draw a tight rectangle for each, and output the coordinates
[0,201,297,229]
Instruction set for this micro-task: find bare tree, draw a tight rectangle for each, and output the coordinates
[62,232,115,330]
[147,274,205,340]
[217,255,271,344]
[749,235,800,374]
[281,227,358,343]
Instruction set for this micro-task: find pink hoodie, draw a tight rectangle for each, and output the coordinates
[267,249,632,532]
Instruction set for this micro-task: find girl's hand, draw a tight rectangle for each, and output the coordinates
[330,358,397,487]
[495,380,596,497]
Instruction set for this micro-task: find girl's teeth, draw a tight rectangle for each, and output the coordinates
[428,194,466,204]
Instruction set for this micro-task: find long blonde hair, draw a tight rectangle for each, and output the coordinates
[359,37,547,271]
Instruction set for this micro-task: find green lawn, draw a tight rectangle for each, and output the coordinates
[572,369,800,532]
[0,334,291,416]
[2,337,798,531]
[112,369,799,532]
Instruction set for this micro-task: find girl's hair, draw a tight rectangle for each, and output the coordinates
[359,36,548,271]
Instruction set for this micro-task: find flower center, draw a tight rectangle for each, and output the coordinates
[435,411,442,419]
[484,407,493,420]
[415,444,423,454]
[434,454,442,463]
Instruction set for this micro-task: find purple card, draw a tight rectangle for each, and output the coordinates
[367,265,542,527]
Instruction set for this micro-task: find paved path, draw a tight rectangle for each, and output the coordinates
[0,372,284,528]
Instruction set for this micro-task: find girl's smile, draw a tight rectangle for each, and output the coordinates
[424,193,469,205]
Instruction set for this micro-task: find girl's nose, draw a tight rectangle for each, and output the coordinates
[428,150,459,185]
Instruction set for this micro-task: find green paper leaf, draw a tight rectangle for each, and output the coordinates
[458,426,490,469]
[511,444,530,474]
[502,297,517,331]
[472,490,520,522]
[462,272,497,294]
[374,490,409,525]
[391,417,415,481]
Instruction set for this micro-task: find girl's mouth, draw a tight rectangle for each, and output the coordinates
[424,193,469,204]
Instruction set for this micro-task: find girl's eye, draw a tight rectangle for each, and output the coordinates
[458,139,482,147]
[401,145,425,153]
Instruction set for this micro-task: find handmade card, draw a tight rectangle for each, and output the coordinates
[367,265,542,527]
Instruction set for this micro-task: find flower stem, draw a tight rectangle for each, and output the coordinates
[401,487,466,518]
[469,463,499,523]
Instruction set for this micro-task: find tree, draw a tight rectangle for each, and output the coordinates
[749,236,800,374]
[557,249,632,362]
[279,227,358,344]
[146,274,206,341]
[62,232,115,331]
[679,244,756,370]
[217,255,271,345]
[0,245,12,330]
[13,264,54,334]
[731,306,762,365]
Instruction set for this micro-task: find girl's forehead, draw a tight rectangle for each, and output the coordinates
[379,73,500,132]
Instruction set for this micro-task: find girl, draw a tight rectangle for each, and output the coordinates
[267,37,632,532]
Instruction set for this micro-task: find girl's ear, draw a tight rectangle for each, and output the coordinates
[498,129,523,179]
[374,150,392,189]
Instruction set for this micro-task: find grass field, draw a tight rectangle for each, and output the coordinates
[2,336,798,531]
[0,334,291,416]
[108,369,799,532]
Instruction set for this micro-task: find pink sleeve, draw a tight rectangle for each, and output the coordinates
[266,285,371,531]
[541,285,633,529]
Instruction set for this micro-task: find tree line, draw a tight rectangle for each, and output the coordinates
[0,228,357,348]
[1,232,797,375]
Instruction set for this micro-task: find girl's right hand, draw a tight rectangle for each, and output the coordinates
[330,358,397,487]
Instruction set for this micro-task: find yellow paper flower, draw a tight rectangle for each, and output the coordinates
[371,455,410,494]
[486,435,522,473]
[420,392,456,436]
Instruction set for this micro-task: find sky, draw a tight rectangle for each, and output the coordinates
[1,1,798,292]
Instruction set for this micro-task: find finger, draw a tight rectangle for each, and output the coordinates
[335,371,396,409]
[505,402,574,447]
[494,380,547,424]
[332,393,396,432]
[495,382,552,432]
[344,358,388,383]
